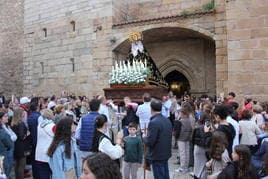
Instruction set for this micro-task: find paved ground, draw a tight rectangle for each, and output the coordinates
[22,141,193,179]
[22,147,192,179]
[136,147,193,179]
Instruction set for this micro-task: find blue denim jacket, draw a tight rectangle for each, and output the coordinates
[49,138,82,179]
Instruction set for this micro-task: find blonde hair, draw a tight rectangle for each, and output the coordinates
[41,109,55,120]
[11,109,23,126]
[54,104,64,114]
[253,105,263,114]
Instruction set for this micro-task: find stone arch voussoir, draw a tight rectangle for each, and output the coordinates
[112,24,215,51]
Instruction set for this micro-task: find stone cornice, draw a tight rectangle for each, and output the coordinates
[112,10,215,28]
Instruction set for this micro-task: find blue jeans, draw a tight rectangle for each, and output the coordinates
[152,160,170,179]
[4,149,13,177]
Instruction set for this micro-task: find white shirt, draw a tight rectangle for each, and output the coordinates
[99,104,112,127]
[3,125,17,142]
[75,118,82,140]
[136,102,151,130]
[251,114,264,129]
[35,119,55,162]
[227,116,239,149]
[99,137,124,160]
[239,120,261,145]
[162,99,180,118]
[161,99,172,118]
[47,101,56,109]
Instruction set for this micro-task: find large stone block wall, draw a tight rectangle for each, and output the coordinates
[123,0,212,21]
[0,0,24,97]
[23,0,114,97]
[23,0,224,98]
[226,0,268,101]
[112,0,127,24]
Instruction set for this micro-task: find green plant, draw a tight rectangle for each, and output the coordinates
[202,0,215,11]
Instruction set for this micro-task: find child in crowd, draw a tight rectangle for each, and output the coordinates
[175,107,193,173]
[123,122,143,179]
[206,131,230,179]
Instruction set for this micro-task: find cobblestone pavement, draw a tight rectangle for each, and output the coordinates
[136,147,193,179]
[24,145,193,179]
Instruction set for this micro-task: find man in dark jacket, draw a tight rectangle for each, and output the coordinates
[143,98,172,179]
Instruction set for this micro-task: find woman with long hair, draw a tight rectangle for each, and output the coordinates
[47,116,81,179]
[218,145,258,179]
[90,114,124,161]
[1,109,17,178]
[81,153,122,179]
[0,112,13,178]
[11,109,28,179]
[206,131,231,179]
[192,113,212,178]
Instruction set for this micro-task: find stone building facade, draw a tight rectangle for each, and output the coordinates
[1,0,268,100]
[0,0,24,96]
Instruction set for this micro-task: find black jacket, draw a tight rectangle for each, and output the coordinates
[122,107,139,127]
[11,122,28,159]
[144,113,172,161]
[192,124,209,148]
[217,124,235,157]
[218,161,259,179]
[203,123,235,158]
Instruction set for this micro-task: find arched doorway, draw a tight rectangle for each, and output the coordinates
[113,27,216,97]
[164,70,190,98]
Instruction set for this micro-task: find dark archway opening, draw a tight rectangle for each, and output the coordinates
[164,70,190,98]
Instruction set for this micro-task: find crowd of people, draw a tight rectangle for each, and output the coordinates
[0,91,267,179]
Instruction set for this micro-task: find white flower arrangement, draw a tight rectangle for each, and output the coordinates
[109,59,150,85]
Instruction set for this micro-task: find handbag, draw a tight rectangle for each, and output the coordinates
[64,168,76,179]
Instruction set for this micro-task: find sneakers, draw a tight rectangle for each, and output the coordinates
[175,167,188,174]
[189,171,195,177]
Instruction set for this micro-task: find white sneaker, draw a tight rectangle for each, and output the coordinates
[175,167,188,173]
[189,171,195,177]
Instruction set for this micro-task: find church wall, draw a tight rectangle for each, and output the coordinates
[0,0,24,97]
[124,0,212,21]
[23,0,114,97]
[4,0,267,101]
[226,0,268,101]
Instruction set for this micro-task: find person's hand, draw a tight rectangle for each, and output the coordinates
[117,131,123,140]
[107,100,113,104]
[206,161,212,168]
[116,138,122,145]
[204,125,211,133]
[142,133,147,138]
